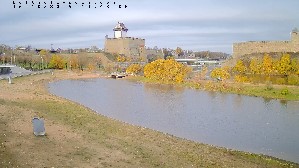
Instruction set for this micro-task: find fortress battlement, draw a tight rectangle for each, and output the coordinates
[106,37,145,41]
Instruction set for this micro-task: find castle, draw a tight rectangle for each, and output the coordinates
[104,22,146,60]
[233,28,299,58]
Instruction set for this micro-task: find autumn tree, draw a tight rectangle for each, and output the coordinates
[144,58,191,83]
[210,67,230,81]
[249,58,261,74]
[290,58,299,75]
[233,60,247,74]
[49,55,65,69]
[69,55,79,70]
[39,49,47,56]
[126,64,143,75]
[116,55,126,62]
[78,52,88,70]
[261,53,274,75]
[175,47,183,57]
[277,53,292,76]
[87,63,96,71]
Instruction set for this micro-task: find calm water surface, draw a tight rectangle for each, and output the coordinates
[48,78,299,163]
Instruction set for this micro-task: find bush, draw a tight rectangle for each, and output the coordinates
[210,67,230,81]
[265,81,273,91]
[280,88,289,95]
[48,55,65,69]
[234,75,250,83]
[287,74,299,85]
[275,77,286,85]
[126,64,143,75]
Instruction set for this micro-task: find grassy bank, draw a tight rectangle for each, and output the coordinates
[1,71,298,167]
[129,76,299,101]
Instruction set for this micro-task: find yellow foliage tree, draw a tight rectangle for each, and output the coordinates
[69,55,79,70]
[49,55,65,69]
[87,63,96,71]
[126,64,143,75]
[116,55,126,62]
[39,49,47,56]
[290,59,299,75]
[261,53,273,75]
[144,58,191,83]
[277,53,292,75]
[249,58,261,74]
[210,67,230,81]
[233,60,247,74]
[175,47,183,56]
[234,75,250,83]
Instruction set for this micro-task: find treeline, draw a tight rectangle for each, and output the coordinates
[211,53,299,85]
[1,50,103,71]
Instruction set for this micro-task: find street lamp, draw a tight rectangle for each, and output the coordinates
[41,57,44,70]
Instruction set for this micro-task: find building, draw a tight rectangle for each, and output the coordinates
[233,28,299,58]
[104,22,146,60]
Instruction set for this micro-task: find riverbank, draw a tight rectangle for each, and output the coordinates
[1,70,298,167]
[128,76,299,101]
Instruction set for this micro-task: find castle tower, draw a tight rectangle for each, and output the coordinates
[291,27,299,44]
[113,22,128,38]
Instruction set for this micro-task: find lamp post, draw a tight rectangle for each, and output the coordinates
[41,57,44,70]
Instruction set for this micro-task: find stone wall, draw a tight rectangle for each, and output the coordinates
[233,31,299,58]
[104,37,146,59]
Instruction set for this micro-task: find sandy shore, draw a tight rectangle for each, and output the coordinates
[0,70,298,167]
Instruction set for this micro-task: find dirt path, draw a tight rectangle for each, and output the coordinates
[0,71,298,167]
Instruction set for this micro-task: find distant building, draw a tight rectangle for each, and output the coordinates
[113,22,128,38]
[104,22,146,60]
[233,28,299,58]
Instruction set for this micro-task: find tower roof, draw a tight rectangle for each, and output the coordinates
[113,22,128,31]
[292,27,298,33]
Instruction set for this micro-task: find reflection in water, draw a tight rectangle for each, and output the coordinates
[279,100,288,107]
[49,79,299,163]
[263,97,272,104]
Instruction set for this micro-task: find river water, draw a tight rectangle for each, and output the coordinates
[48,78,299,163]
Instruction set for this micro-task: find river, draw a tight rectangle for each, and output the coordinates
[48,78,299,163]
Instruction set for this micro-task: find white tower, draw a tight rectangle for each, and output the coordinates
[291,27,299,44]
[113,22,128,38]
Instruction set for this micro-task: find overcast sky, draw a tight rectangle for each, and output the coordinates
[1,0,298,53]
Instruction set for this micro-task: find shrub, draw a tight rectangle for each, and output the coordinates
[280,88,289,95]
[265,81,273,91]
[210,67,230,81]
[48,55,65,69]
[287,74,299,85]
[234,75,250,83]
[126,64,143,75]
[275,77,286,85]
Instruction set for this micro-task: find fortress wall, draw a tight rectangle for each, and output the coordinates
[104,37,145,58]
[233,40,299,58]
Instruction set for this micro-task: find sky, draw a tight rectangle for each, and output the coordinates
[0,0,299,54]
